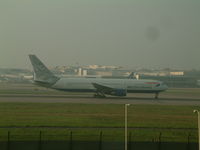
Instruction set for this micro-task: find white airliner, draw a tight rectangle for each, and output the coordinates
[29,55,168,99]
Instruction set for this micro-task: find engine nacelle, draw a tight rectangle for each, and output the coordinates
[110,89,127,96]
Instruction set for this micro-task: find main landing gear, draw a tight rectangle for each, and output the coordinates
[94,92,106,98]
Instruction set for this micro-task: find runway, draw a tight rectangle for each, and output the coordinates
[0,94,200,105]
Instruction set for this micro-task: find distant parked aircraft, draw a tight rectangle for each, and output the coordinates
[29,55,168,99]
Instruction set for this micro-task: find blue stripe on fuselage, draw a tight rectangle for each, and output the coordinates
[53,88,164,93]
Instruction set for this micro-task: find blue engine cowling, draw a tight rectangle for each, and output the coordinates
[110,89,127,96]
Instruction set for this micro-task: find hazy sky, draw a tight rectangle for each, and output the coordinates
[0,0,200,69]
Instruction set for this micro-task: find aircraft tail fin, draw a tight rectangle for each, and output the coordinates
[29,55,59,86]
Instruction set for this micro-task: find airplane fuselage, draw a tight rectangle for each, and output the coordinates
[50,77,168,93]
[29,54,168,98]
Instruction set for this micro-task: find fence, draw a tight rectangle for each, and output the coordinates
[0,130,198,150]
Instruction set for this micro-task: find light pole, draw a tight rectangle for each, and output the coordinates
[194,109,200,150]
[125,104,130,150]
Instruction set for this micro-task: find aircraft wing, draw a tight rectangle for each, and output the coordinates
[92,83,127,96]
[92,83,114,93]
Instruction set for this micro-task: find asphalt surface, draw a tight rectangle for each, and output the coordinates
[0,94,200,105]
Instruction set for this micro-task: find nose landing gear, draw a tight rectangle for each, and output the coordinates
[155,93,159,99]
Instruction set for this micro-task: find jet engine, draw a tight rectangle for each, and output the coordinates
[110,89,127,96]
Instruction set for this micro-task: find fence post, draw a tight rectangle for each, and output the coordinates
[187,133,191,150]
[7,131,10,150]
[158,132,162,150]
[69,131,73,150]
[128,132,132,150]
[38,131,42,150]
[99,131,103,150]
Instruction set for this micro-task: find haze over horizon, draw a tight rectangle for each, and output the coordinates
[0,0,200,69]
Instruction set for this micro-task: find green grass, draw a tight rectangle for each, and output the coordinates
[0,103,199,142]
[0,83,199,142]
[0,103,198,128]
